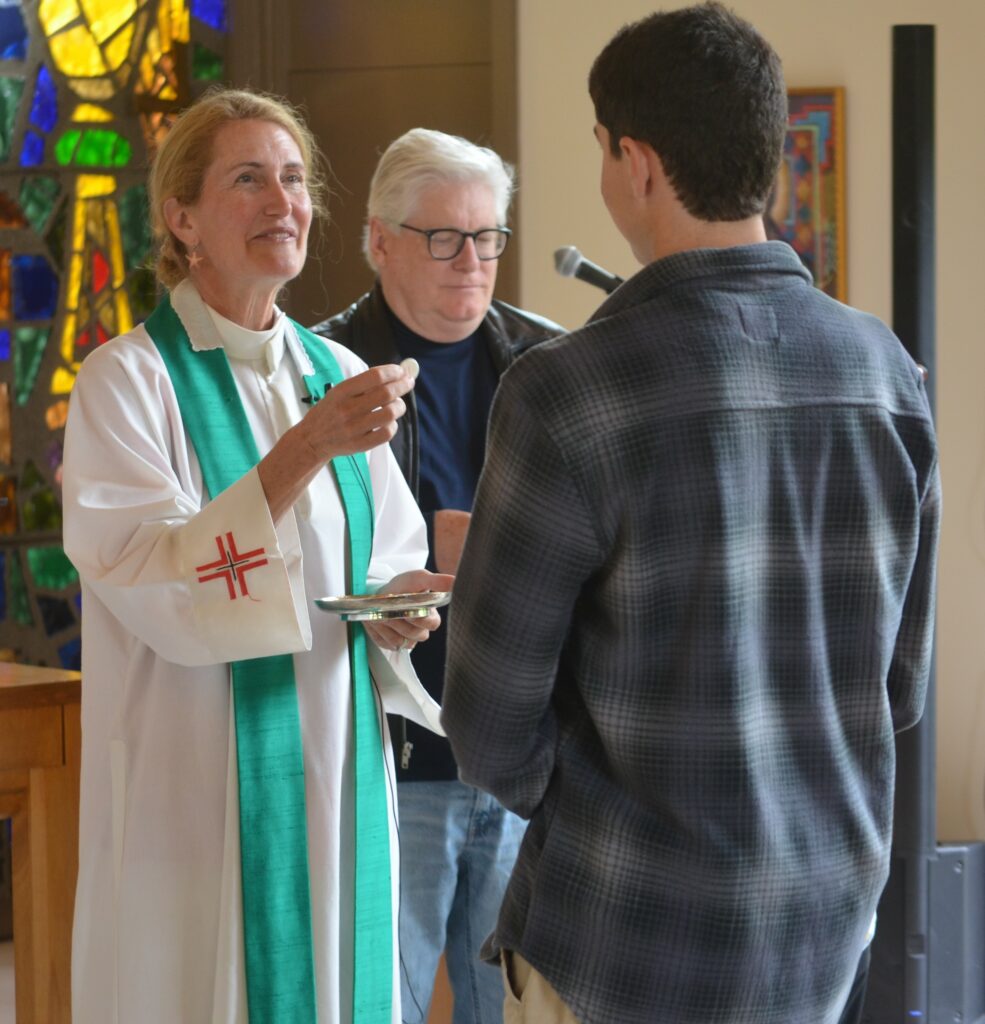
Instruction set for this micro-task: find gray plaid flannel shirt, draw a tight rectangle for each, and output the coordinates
[442,242,940,1024]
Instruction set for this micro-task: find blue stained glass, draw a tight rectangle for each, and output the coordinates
[0,5,27,62]
[12,254,59,319]
[58,634,81,671]
[19,128,43,166]
[0,329,9,360]
[191,0,227,32]
[29,66,57,133]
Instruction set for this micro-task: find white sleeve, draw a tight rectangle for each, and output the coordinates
[62,329,309,668]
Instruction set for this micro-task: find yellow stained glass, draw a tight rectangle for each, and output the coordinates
[78,174,115,198]
[86,201,107,249]
[114,288,132,335]
[72,103,113,122]
[106,205,125,286]
[97,295,116,335]
[78,295,90,323]
[50,26,108,77]
[67,249,84,311]
[0,383,10,465]
[51,367,78,395]
[46,400,70,430]
[59,313,77,363]
[103,25,135,73]
[79,0,136,45]
[68,78,115,99]
[38,0,82,38]
[168,0,190,44]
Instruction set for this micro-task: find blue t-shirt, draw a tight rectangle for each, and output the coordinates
[389,311,498,779]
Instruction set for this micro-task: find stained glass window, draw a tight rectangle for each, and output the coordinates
[0,0,228,666]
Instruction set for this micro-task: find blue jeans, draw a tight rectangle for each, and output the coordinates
[397,779,527,1024]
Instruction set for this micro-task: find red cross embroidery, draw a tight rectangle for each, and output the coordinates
[195,532,269,600]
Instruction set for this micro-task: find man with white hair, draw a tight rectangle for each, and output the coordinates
[313,127,562,1023]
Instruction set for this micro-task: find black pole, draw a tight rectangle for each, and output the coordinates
[863,23,937,1024]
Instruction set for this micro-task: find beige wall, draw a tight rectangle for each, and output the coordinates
[516,0,985,842]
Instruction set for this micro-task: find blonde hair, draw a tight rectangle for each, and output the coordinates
[149,87,328,288]
[364,128,514,270]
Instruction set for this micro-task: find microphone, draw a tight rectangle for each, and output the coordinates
[554,245,624,294]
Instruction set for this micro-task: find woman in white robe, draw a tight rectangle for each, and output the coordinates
[61,89,451,1024]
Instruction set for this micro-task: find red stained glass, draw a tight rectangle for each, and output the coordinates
[0,192,27,229]
[92,248,110,293]
[96,322,108,345]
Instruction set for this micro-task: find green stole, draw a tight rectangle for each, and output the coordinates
[145,296,392,1024]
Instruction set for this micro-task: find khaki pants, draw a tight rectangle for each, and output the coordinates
[501,951,580,1024]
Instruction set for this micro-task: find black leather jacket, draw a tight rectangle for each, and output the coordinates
[310,282,564,501]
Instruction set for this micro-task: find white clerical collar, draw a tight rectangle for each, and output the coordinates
[170,278,314,380]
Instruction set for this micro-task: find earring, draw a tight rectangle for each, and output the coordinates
[186,243,204,270]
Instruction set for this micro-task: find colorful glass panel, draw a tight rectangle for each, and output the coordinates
[55,127,132,166]
[0,248,10,319]
[13,327,48,405]
[80,0,137,45]
[26,545,78,589]
[0,381,9,461]
[1,0,226,667]
[0,190,26,227]
[37,0,81,38]
[12,254,59,319]
[191,0,225,32]
[58,634,81,669]
[19,129,45,167]
[49,25,108,77]
[192,42,223,81]
[37,594,74,634]
[0,2,28,61]
[67,77,115,100]
[0,476,16,533]
[19,176,60,232]
[71,103,112,122]
[0,76,24,160]
[20,460,42,489]
[23,486,61,530]
[45,399,69,429]
[8,550,31,625]
[29,66,59,133]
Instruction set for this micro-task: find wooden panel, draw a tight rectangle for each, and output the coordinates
[290,0,491,72]
[286,64,494,323]
[0,707,62,772]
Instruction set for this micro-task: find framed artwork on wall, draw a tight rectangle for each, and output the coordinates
[765,87,846,302]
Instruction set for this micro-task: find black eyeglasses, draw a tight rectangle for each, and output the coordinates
[399,223,511,261]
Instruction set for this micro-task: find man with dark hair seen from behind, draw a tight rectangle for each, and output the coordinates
[441,5,940,1024]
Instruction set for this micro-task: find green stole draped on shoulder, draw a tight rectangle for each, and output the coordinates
[145,296,392,1024]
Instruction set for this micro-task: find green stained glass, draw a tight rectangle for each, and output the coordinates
[26,545,78,590]
[128,265,157,318]
[8,550,32,626]
[0,77,25,162]
[46,198,69,269]
[19,177,61,233]
[13,327,49,406]
[192,42,223,81]
[21,460,43,490]
[23,488,62,531]
[55,127,132,167]
[119,185,152,270]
